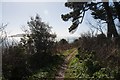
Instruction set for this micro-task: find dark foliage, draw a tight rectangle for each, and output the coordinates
[2,45,32,80]
[73,33,120,79]
[2,15,64,79]
[61,2,120,37]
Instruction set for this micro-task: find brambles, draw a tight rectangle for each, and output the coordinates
[2,15,64,80]
[65,47,120,79]
[65,32,120,79]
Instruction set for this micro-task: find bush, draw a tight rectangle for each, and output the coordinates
[77,32,120,68]
[76,44,120,79]
[70,32,120,79]
[2,15,64,79]
[2,45,32,80]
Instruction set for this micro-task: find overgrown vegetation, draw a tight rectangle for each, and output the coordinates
[1,1,120,79]
[65,32,120,79]
[2,15,72,80]
[2,16,120,80]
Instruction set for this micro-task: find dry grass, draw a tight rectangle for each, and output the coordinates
[76,33,120,68]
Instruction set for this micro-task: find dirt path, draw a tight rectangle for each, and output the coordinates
[55,49,77,79]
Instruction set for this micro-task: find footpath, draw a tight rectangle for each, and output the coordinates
[55,49,77,80]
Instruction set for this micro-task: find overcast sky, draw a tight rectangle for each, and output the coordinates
[1,0,67,2]
[2,2,92,38]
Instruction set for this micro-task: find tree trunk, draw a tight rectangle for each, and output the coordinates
[113,1,120,22]
[103,2,119,38]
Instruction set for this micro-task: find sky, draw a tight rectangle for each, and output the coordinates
[1,1,93,40]
[1,0,67,2]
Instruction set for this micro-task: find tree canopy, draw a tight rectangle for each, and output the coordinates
[21,14,56,55]
[61,1,120,38]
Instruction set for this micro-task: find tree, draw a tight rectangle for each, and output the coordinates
[91,1,119,37]
[113,1,120,22]
[61,1,120,38]
[59,38,68,44]
[1,24,32,80]
[21,14,56,68]
[0,24,7,79]
[103,2,118,37]
[21,14,56,55]
[61,2,87,33]
[2,15,60,80]
[0,23,7,44]
[55,38,70,52]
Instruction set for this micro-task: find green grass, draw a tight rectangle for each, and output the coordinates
[62,48,76,57]
[64,49,83,78]
[25,48,77,79]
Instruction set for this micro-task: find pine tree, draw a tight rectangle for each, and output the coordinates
[23,14,56,55]
[61,1,120,37]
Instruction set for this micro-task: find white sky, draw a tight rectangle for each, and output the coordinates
[1,0,120,2]
[1,0,67,2]
[0,2,2,23]
[2,2,91,39]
